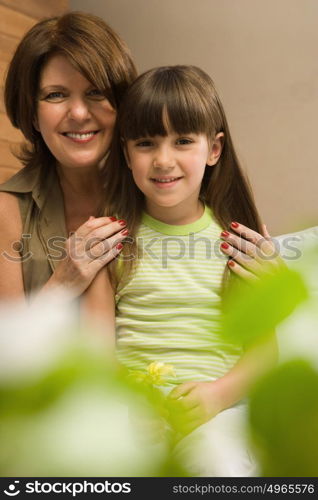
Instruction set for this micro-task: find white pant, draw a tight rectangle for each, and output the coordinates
[172,404,259,477]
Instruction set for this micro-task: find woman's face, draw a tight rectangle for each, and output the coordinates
[36,54,116,170]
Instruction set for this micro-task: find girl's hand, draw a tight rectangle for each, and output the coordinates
[220,222,284,280]
[46,216,128,296]
[167,381,223,435]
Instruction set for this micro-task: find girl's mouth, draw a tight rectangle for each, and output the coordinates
[150,176,183,187]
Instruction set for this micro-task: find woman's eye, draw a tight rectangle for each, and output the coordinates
[44,92,65,101]
[176,138,193,145]
[88,89,105,99]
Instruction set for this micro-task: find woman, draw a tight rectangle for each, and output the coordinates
[0,11,137,300]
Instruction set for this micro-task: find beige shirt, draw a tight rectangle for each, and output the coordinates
[0,164,67,295]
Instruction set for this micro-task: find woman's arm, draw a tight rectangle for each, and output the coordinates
[0,193,25,300]
[0,190,126,300]
[220,222,283,278]
[40,217,126,298]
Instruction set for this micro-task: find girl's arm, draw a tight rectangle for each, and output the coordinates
[168,334,277,435]
[80,268,116,351]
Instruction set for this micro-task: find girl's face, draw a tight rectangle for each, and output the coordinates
[125,131,223,222]
[36,54,116,171]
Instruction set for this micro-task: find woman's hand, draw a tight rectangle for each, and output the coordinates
[167,381,224,435]
[220,222,284,280]
[45,216,128,296]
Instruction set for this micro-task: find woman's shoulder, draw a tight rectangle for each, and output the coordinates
[0,191,22,239]
[0,165,41,195]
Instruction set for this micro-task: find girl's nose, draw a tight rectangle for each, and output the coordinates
[153,147,175,169]
[67,98,91,122]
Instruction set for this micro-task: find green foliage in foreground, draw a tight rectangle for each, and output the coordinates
[222,265,308,345]
[0,347,186,477]
[249,359,318,477]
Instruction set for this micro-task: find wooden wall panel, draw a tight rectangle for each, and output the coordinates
[0,0,68,19]
[0,0,68,184]
[0,5,35,38]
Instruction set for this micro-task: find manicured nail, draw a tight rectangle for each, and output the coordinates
[121,229,129,236]
[221,242,229,249]
[228,260,235,267]
[231,222,239,228]
[109,216,117,222]
[221,231,230,237]
[118,219,126,226]
[116,243,123,250]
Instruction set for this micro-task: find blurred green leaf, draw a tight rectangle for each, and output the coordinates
[222,266,308,345]
[249,359,318,476]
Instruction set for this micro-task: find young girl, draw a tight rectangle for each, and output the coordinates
[88,65,277,476]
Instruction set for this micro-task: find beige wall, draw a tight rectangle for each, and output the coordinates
[0,0,68,184]
[71,0,318,235]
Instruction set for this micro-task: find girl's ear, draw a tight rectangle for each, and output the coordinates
[207,132,224,166]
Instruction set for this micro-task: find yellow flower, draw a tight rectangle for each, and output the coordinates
[147,362,176,386]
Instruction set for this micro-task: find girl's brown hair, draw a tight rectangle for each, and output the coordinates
[4,11,137,169]
[103,65,262,286]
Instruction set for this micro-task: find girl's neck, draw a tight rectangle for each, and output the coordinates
[145,199,204,226]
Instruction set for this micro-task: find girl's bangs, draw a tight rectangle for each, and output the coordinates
[121,72,215,140]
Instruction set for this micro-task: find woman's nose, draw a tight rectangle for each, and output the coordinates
[67,98,91,122]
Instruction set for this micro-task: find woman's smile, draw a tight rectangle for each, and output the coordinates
[61,130,100,144]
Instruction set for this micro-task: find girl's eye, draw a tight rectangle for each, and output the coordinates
[176,138,193,145]
[135,140,153,148]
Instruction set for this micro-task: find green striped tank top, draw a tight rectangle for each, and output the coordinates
[115,206,243,385]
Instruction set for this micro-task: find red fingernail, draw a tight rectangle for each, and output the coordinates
[116,243,123,250]
[231,222,239,228]
[121,229,129,236]
[109,216,117,222]
[228,260,235,267]
[221,231,230,237]
[221,242,229,249]
[118,219,126,226]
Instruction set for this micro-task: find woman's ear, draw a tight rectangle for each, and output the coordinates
[207,132,224,166]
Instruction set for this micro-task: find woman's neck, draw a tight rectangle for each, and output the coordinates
[57,164,103,233]
[57,164,101,197]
